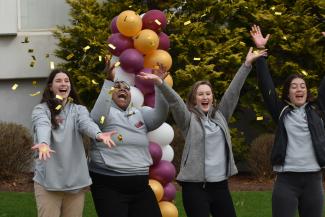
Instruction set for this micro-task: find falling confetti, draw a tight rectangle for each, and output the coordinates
[100,116,105,124]
[154,19,161,25]
[21,37,29,43]
[274,12,282,15]
[193,57,201,61]
[83,45,91,52]
[98,55,102,61]
[55,105,62,110]
[301,70,308,76]
[30,91,41,96]
[239,42,246,46]
[39,145,49,153]
[66,53,74,60]
[114,61,121,67]
[184,20,191,26]
[45,53,50,58]
[108,44,116,50]
[30,60,36,67]
[11,84,19,90]
[92,80,99,85]
[28,49,34,53]
[270,6,276,10]
[117,134,123,141]
[32,81,37,86]
[50,61,55,69]
[56,95,63,100]
[108,87,115,95]
[256,116,264,121]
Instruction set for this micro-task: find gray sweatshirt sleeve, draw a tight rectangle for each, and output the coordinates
[31,104,51,145]
[90,80,114,127]
[140,83,169,132]
[218,63,252,121]
[157,81,191,133]
[76,105,102,139]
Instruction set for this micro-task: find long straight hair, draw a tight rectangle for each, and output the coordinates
[40,69,80,128]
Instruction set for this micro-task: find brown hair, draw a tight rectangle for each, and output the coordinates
[281,74,313,103]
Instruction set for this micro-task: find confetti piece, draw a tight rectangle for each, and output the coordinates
[32,81,37,85]
[283,36,287,40]
[154,19,161,25]
[301,70,308,76]
[68,97,74,102]
[184,20,191,26]
[268,90,272,95]
[256,116,264,121]
[270,6,276,10]
[239,41,246,46]
[100,116,105,124]
[30,91,41,96]
[39,146,49,153]
[11,84,19,90]
[50,61,55,69]
[56,95,63,100]
[92,80,99,85]
[31,55,36,60]
[274,12,282,15]
[114,61,120,67]
[30,60,36,67]
[108,44,116,50]
[200,13,207,18]
[98,55,102,61]
[193,57,201,61]
[28,49,34,53]
[108,87,115,95]
[55,105,62,110]
[66,53,74,60]
[45,54,50,58]
[83,45,91,52]
[21,36,29,43]
[117,134,123,141]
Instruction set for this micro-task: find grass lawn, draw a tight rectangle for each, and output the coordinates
[0,191,274,217]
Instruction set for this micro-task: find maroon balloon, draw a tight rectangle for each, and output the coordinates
[149,142,162,166]
[144,92,155,108]
[142,10,167,32]
[149,160,176,186]
[135,68,154,95]
[119,49,144,74]
[162,182,177,201]
[158,32,170,51]
[110,16,119,33]
[107,33,133,56]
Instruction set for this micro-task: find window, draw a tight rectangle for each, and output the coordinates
[19,0,70,31]
[0,0,17,35]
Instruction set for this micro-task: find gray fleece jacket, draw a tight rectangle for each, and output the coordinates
[90,80,168,175]
[157,64,252,182]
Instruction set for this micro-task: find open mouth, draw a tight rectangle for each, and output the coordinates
[117,90,128,100]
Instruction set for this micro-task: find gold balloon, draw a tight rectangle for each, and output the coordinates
[116,10,142,37]
[144,49,172,71]
[134,29,159,55]
[164,74,173,88]
[149,179,164,201]
[159,201,179,217]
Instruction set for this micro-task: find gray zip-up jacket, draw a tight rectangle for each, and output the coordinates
[157,64,252,182]
[90,80,168,174]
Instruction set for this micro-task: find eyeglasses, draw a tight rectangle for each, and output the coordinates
[113,81,130,91]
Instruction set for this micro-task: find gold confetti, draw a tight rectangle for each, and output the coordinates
[108,44,116,50]
[282,36,287,40]
[108,87,115,95]
[274,12,282,15]
[92,80,99,85]
[45,53,50,58]
[184,20,191,26]
[256,116,264,121]
[28,49,34,53]
[67,97,74,102]
[30,60,36,67]
[50,61,55,69]
[98,55,102,61]
[66,53,74,60]
[39,145,49,153]
[11,84,19,90]
[83,45,91,52]
[270,6,276,10]
[268,90,272,95]
[193,57,201,61]
[154,19,161,25]
[32,81,37,85]
[55,105,62,110]
[56,95,63,100]
[301,70,308,76]
[100,116,105,124]
[30,91,41,96]
[21,36,29,43]
[117,134,123,141]
[200,13,207,18]
[114,61,121,67]
[31,55,36,60]
[239,41,246,46]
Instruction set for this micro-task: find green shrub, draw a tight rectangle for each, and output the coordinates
[247,134,275,180]
[0,122,33,180]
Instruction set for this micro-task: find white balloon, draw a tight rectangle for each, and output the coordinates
[161,144,174,162]
[114,66,135,86]
[147,122,174,147]
[130,86,144,108]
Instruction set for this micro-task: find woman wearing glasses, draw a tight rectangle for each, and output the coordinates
[88,63,169,217]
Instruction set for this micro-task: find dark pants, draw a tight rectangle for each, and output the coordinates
[180,180,237,217]
[272,171,324,217]
[90,171,162,217]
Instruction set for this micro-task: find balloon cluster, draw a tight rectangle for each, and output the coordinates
[108,10,178,217]
[108,9,173,108]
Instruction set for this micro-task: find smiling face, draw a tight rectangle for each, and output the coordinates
[112,81,131,110]
[195,84,213,113]
[49,72,71,104]
[288,78,307,107]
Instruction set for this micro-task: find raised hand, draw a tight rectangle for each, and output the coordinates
[322,32,325,37]
[250,24,270,48]
[152,63,169,80]
[245,47,268,66]
[96,131,117,148]
[137,71,163,85]
[32,143,55,160]
[104,55,116,81]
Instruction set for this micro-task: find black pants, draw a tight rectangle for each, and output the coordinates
[272,171,324,217]
[90,171,162,217]
[180,180,237,217]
